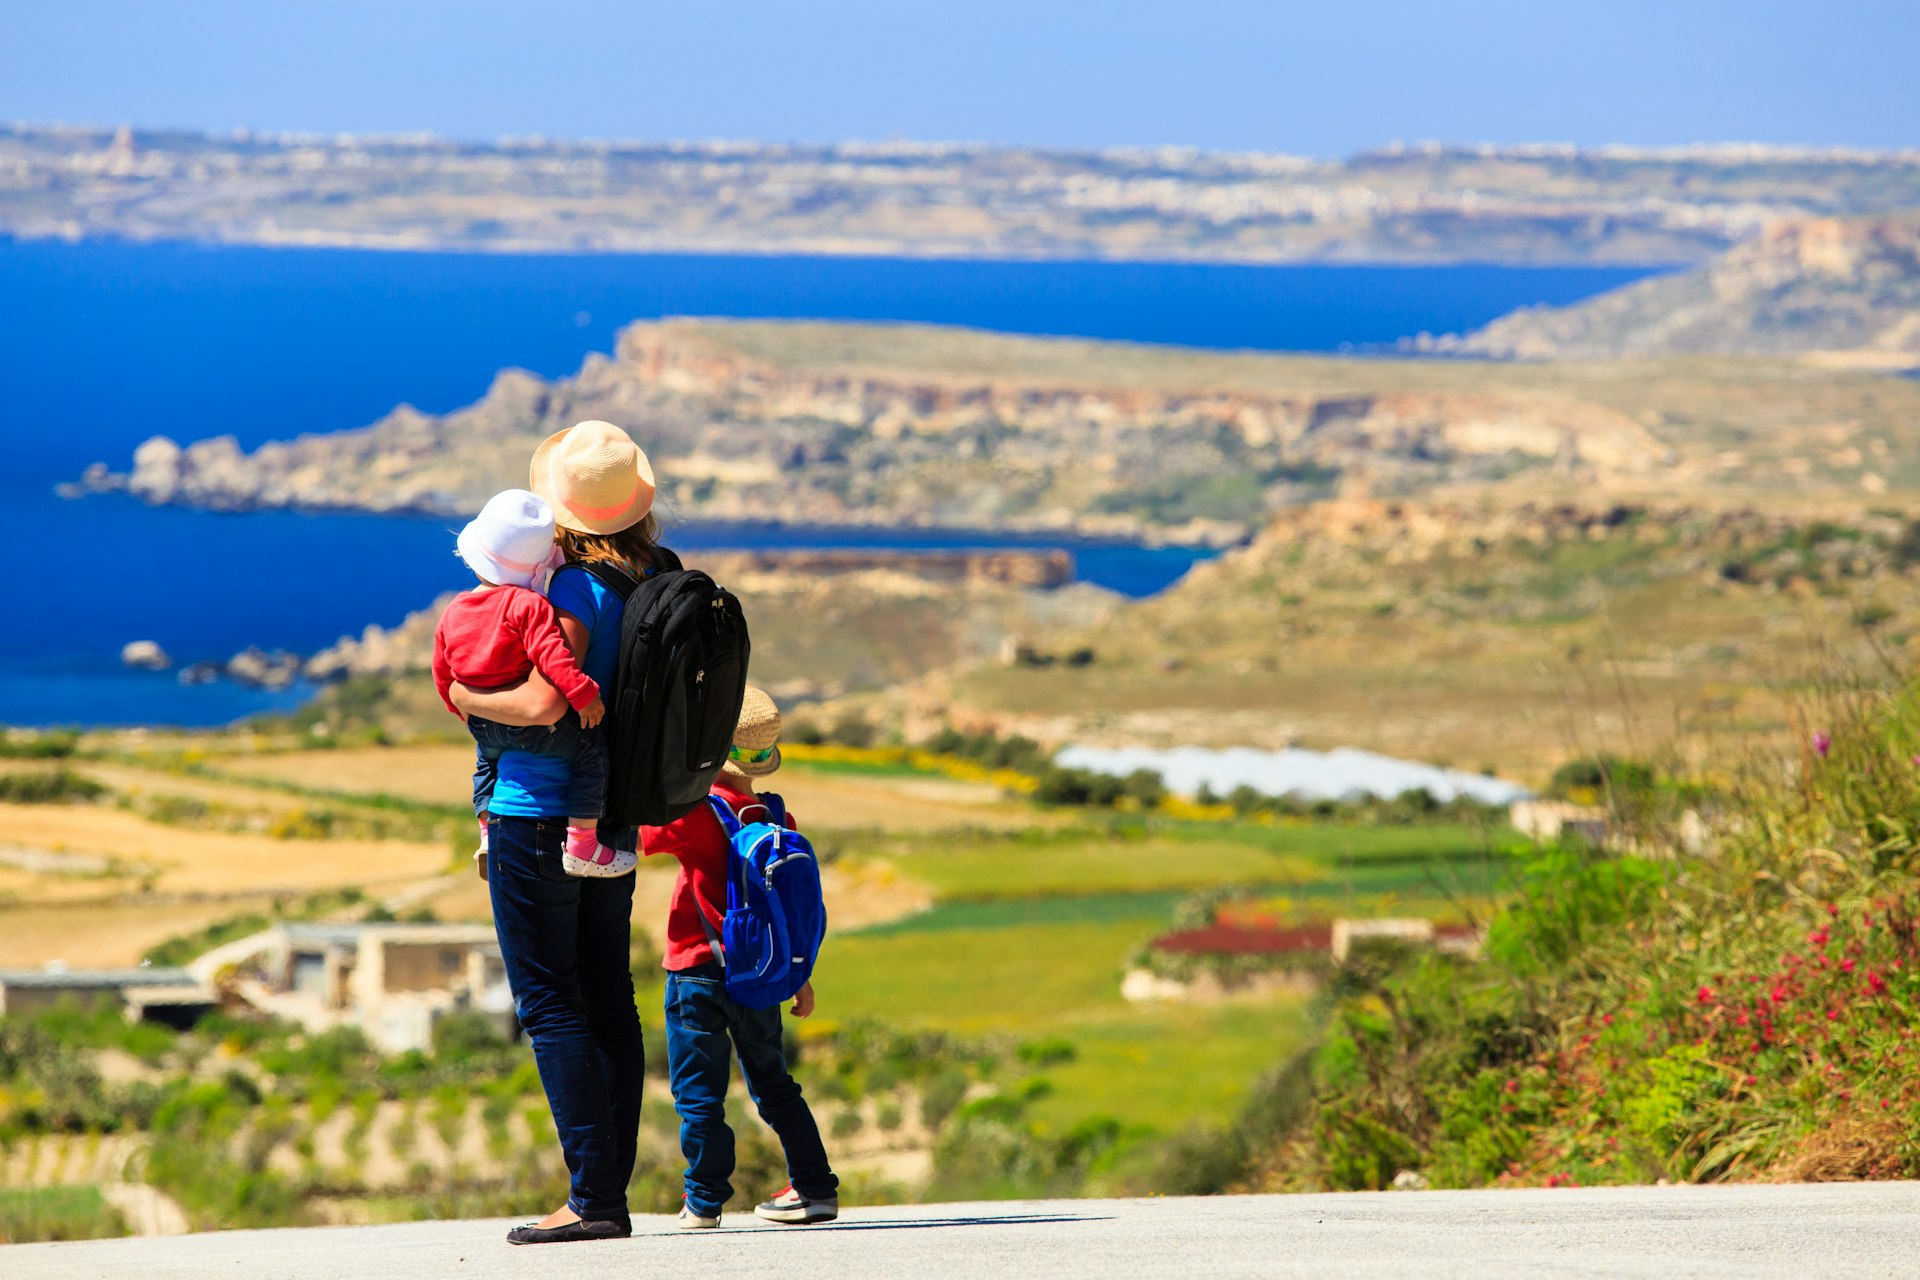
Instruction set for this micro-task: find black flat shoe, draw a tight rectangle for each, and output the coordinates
[506,1216,632,1245]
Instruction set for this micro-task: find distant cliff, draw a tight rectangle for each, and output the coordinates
[1452,216,1920,360]
[72,319,1670,540]
[15,126,1920,266]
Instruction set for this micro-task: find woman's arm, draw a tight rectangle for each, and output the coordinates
[556,609,589,661]
[448,669,567,726]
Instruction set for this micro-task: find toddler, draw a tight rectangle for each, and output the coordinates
[432,488,630,878]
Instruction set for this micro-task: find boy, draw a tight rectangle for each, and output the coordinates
[641,686,839,1228]
[431,488,633,878]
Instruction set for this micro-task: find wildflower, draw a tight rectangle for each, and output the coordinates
[1743,1074,1758,1086]
[1813,732,1831,758]
[1827,902,1840,918]
[1504,1078,1519,1094]
[1696,985,1715,1004]
[1842,959,1856,974]
[1868,971,1888,994]
[1735,1013,1750,1026]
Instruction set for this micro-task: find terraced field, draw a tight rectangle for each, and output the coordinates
[0,733,1522,1224]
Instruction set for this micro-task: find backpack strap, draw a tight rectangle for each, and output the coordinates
[704,793,743,837]
[758,792,787,827]
[579,560,642,601]
[578,546,686,600]
[696,793,738,969]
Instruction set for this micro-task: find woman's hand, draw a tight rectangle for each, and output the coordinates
[449,670,568,727]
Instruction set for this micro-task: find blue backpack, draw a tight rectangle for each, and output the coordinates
[698,792,827,1010]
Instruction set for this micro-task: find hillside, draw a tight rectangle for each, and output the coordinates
[13,126,1920,265]
[70,319,1920,541]
[901,499,1920,780]
[301,549,1118,722]
[1455,216,1920,360]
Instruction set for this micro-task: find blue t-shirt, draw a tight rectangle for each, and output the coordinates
[487,564,628,819]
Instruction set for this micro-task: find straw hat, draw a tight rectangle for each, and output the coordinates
[721,686,783,779]
[529,420,656,535]
[455,489,557,589]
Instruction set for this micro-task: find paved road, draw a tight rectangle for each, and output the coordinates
[7,1184,1920,1279]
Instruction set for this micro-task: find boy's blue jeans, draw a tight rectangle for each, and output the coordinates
[664,963,838,1217]
[469,712,606,819]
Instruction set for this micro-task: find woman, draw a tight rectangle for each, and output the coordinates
[449,420,664,1245]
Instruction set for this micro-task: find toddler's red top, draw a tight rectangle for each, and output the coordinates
[641,778,796,971]
[430,586,599,718]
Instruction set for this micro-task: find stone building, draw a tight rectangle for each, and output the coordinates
[188,922,512,1053]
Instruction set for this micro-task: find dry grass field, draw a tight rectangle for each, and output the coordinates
[0,743,986,969]
[220,743,1052,834]
[0,897,279,967]
[0,804,444,896]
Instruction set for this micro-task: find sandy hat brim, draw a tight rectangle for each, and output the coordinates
[530,423,657,535]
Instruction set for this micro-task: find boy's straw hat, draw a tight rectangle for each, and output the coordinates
[530,420,656,535]
[456,489,557,590]
[721,686,782,779]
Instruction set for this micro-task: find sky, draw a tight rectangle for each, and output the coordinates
[3,0,1914,156]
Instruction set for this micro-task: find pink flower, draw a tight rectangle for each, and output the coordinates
[1696,985,1715,1004]
[1813,732,1831,758]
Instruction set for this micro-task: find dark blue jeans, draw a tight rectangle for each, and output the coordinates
[664,963,837,1217]
[469,713,606,820]
[486,815,644,1222]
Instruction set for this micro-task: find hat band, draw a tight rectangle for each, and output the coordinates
[728,744,777,765]
[558,475,645,522]
[487,549,548,574]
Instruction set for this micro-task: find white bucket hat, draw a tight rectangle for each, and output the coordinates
[456,489,560,590]
[529,420,656,535]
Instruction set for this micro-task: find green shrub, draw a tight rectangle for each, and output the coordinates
[0,768,105,804]
[0,1185,131,1243]
[919,1069,970,1130]
[0,730,79,759]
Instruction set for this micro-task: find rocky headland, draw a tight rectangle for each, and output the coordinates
[72,319,1676,541]
[1450,215,1920,361]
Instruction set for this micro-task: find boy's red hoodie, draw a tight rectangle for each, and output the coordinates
[640,777,796,971]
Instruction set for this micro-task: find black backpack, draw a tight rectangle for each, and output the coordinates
[579,549,751,827]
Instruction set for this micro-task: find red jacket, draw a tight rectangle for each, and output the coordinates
[431,586,598,718]
[641,778,795,971]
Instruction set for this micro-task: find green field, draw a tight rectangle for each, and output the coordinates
[817,918,1159,1032]
[860,820,1513,903]
[1024,1002,1316,1136]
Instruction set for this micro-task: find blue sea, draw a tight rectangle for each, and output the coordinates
[0,238,1661,727]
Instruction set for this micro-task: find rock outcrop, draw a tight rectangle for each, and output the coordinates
[299,549,1110,700]
[1452,215,1920,360]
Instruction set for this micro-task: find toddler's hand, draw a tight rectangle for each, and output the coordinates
[791,982,815,1019]
[578,696,606,729]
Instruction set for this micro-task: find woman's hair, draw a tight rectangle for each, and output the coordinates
[556,513,665,573]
